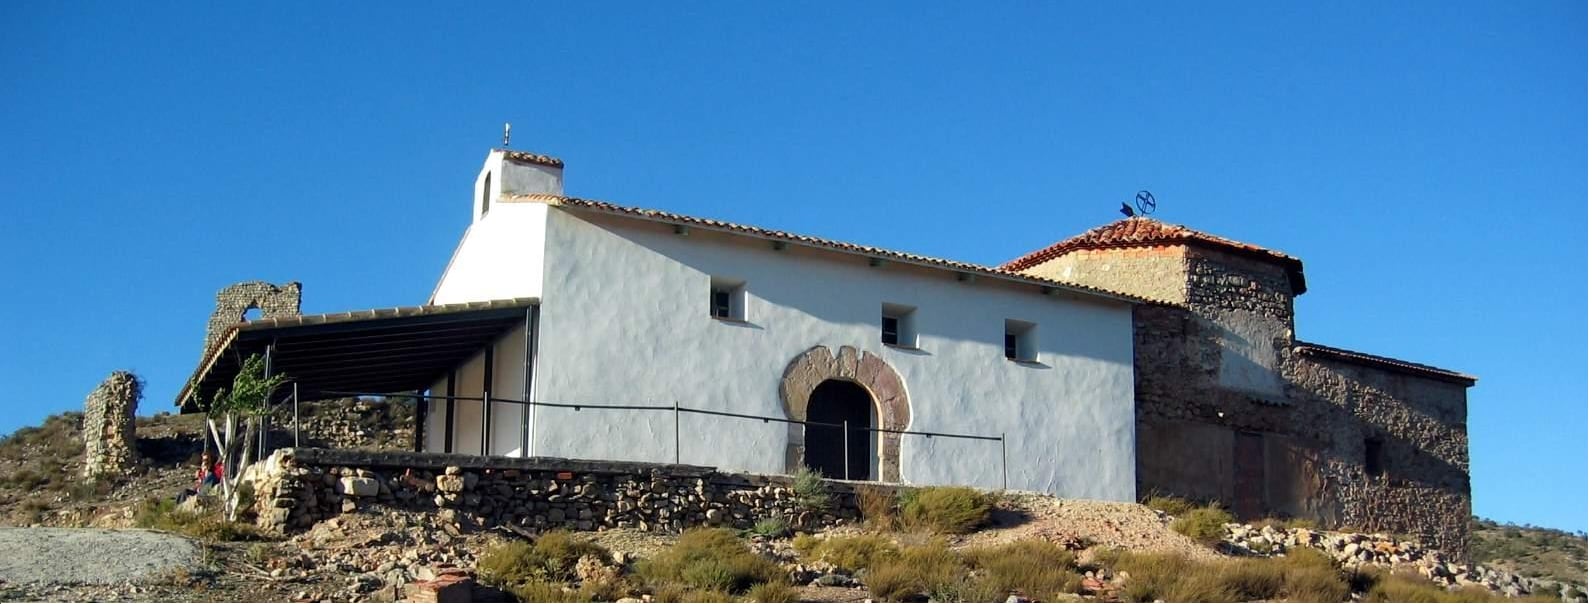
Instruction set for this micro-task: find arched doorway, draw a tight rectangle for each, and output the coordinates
[806,379,873,480]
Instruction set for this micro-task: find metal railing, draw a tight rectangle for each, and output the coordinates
[281,387,1010,489]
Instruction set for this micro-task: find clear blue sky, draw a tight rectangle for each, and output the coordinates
[1,3,1584,531]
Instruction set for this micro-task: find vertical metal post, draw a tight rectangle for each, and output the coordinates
[1000,433,1009,491]
[261,343,273,461]
[843,421,850,481]
[521,306,537,458]
[672,401,681,465]
[412,389,427,453]
[482,346,493,457]
[443,372,456,454]
[291,382,300,448]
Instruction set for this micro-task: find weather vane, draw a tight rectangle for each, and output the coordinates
[1118,190,1157,218]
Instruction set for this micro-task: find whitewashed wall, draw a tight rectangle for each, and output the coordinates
[532,208,1139,501]
[424,319,529,457]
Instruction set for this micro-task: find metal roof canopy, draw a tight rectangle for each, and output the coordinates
[179,298,536,411]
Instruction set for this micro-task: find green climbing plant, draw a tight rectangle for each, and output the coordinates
[203,353,288,521]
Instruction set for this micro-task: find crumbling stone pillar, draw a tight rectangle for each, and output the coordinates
[83,371,142,478]
[202,281,302,359]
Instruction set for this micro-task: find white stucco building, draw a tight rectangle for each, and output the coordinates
[411,149,1143,501]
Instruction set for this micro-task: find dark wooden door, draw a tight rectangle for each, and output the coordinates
[1233,431,1265,520]
[806,380,873,480]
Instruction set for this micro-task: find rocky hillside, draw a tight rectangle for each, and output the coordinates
[1472,518,1588,588]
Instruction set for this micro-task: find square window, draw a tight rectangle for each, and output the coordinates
[1004,319,1037,362]
[882,303,918,348]
[709,277,746,321]
[1364,438,1385,477]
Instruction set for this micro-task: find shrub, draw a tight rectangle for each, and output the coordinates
[791,467,830,511]
[855,485,899,529]
[477,531,611,587]
[964,539,1083,600]
[746,581,797,602]
[792,533,897,572]
[750,516,790,539]
[1170,504,1234,545]
[899,486,992,534]
[637,528,785,595]
[862,540,963,602]
[1145,495,1196,517]
[1099,548,1352,603]
[132,498,268,542]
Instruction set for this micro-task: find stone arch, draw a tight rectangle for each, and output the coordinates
[203,281,302,358]
[779,345,910,482]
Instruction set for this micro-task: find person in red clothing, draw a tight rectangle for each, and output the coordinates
[194,452,223,492]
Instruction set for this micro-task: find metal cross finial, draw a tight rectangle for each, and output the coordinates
[503,123,512,147]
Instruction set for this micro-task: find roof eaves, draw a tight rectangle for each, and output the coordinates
[525,195,1168,306]
[1294,341,1476,386]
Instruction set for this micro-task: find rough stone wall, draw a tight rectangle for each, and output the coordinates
[245,448,873,536]
[267,398,417,452]
[1033,242,1472,558]
[203,281,302,357]
[82,371,142,478]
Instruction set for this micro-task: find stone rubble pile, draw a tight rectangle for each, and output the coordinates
[1220,523,1587,602]
[246,448,865,537]
[262,510,491,602]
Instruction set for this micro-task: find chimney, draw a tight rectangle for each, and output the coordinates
[473,149,564,222]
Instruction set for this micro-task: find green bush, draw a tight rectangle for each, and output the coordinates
[750,516,790,539]
[792,533,898,572]
[862,540,964,602]
[745,581,797,602]
[1170,504,1234,545]
[637,528,785,595]
[964,539,1083,600]
[899,486,992,534]
[1145,495,1196,517]
[477,531,611,588]
[791,467,830,511]
[132,498,268,542]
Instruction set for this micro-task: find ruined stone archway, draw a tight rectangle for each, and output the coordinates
[202,281,302,359]
[779,346,910,482]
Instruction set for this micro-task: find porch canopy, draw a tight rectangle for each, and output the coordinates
[177,297,537,411]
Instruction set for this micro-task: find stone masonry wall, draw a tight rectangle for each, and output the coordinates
[1029,242,1472,558]
[82,371,142,478]
[245,448,871,536]
[202,281,302,359]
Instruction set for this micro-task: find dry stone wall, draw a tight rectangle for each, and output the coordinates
[82,371,142,478]
[245,448,869,536]
[202,281,301,358]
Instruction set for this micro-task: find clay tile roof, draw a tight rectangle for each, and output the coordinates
[1294,341,1477,386]
[1000,217,1308,295]
[501,149,564,168]
[502,194,1167,305]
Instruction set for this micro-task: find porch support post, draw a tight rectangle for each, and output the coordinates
[291,381,299,448]
[261,342,274,460]
[481,346,493,456]
[444,372,456,453]
[521,306,538,458]
[413,389,427,453]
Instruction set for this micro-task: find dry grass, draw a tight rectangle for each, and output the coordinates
[1098,546,1355,603]
[864,540,964,602]
[964,539,1083,601]
[899,486,993,534]
[855,484,899,530]
[477,530,611,587]
[1254,516,1321,530]
[636,528,786,595]
[1169,504,1234,545]
[792,532,898,572]
[745,581,797,602]
[132,498,269,542]
[1144,495,1196,517]
[1363,570,1557,603]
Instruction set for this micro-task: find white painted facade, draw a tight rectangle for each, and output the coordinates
[420,151,1140,501]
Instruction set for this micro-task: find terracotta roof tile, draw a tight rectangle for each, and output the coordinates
[501,149,564,168]
[1001,217,1307,294]
[1294,341,1476,386]
[501,194,1168,305]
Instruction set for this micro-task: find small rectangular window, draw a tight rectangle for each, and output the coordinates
[709,277,746,321]
[1365,438,1385,477]
[480,172,492,217]
[1004,319,1037,362]
[881,303,918,348]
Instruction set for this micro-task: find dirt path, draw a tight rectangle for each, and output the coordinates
[0,528,200,585]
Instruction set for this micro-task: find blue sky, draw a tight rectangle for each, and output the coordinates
[1,3,1584,531]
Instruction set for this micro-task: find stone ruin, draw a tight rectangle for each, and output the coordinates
[82,370,142,478]
[202,281,302,359]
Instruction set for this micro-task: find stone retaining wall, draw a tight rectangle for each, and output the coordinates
[244,448,873,536]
